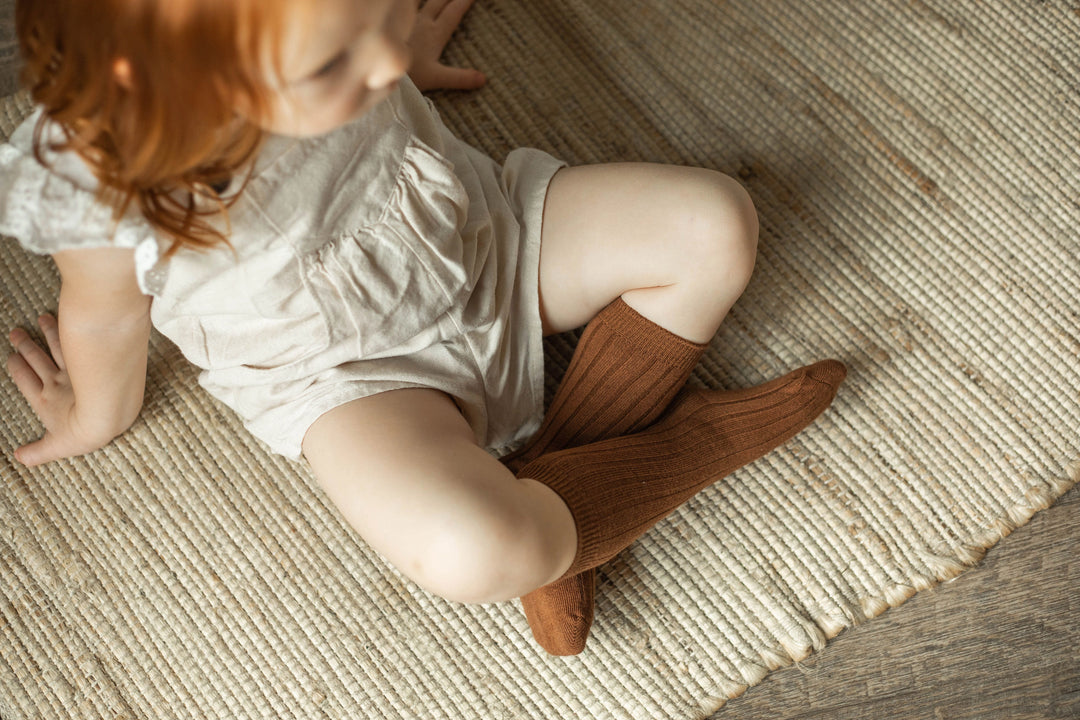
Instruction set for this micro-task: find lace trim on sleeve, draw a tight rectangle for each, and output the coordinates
[0,137,168,295]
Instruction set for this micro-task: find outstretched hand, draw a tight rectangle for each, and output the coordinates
[408,0,487,92]
[6,315,103,466]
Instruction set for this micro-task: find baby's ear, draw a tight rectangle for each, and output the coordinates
[112,57,134,90]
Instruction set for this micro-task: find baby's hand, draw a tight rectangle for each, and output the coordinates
[408,0,487,92]
[6,316,109,466]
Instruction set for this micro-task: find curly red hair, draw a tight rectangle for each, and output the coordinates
[15,0,289,254]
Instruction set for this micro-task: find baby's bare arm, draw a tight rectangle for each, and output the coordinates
[6,247,151,466]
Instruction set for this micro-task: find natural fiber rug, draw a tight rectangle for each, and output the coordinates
[2,1,1078,718]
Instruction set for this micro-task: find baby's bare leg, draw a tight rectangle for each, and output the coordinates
[538,163,758,342]
[302,388,576,603]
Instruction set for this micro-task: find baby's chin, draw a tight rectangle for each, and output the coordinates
[270,82,402,139]
[344,81,399,123]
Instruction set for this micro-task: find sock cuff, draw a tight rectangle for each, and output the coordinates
[598,298,709,362]
[517,451,609,577]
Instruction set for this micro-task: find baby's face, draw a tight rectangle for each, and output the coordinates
[257,0,416,137]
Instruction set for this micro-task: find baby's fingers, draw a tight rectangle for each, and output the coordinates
[419,0,453,18]
[425,63,487,91]
[6,350,44,403]
[430,0,477,32]
[37,315,65,371]
[8,328,58,381]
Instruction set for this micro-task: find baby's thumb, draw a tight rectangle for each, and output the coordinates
[15,436,58,467]
[429,65,487,91]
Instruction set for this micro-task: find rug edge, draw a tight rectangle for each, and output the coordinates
[693,457,1080,719]
[813,460,1080,638]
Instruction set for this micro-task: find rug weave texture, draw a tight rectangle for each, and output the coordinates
[1,1,1078,718]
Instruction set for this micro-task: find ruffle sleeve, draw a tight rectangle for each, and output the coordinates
[0,111,166,295]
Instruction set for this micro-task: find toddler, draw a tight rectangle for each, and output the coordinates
[2,0,845,655]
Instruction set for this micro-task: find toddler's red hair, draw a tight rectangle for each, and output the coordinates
[15,0,289,254]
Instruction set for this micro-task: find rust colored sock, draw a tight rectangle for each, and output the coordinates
[519,359,846,654]
[502,298,705,475]
[504,299,705,655]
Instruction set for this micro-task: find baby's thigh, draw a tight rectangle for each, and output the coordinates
[301,388,569,602]
[537,163,758,334]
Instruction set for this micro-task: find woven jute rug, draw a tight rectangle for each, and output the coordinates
[2,1,1078,718]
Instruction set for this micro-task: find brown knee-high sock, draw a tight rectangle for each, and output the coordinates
[503,298,706,475]
[502,299,706,655]
[518,359,846,652]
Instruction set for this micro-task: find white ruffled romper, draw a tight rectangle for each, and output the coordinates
[0,78,565,460]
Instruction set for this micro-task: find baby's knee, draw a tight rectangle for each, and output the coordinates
[685,170,759,278]
[402,498,557,604]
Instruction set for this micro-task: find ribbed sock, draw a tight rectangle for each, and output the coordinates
[502,298,705,475]
[502,299,706,655]
[518,359,846,653]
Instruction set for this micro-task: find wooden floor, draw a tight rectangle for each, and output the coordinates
[710,483,1079,720]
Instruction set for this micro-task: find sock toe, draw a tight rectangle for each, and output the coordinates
[522,572,596,656]
[805,358,847,388]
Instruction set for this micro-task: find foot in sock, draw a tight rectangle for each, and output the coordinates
[501,299,706,654]
[518,358,846,654]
